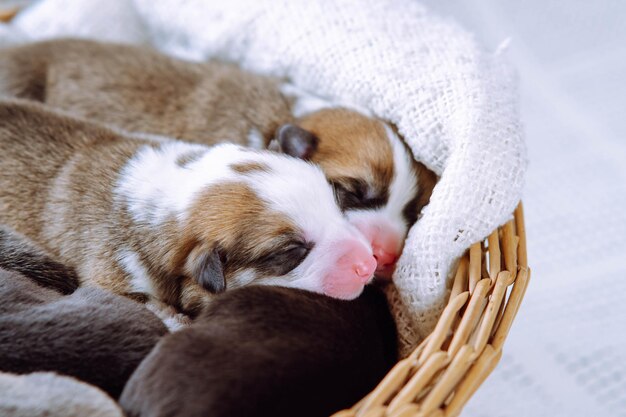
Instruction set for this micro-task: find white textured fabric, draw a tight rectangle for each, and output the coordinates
[3,0,526,353]
[0,371,123,417]
[11,0,148,45]
[0,18,25,47]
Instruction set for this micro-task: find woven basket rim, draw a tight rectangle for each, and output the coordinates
[334,203,530,417]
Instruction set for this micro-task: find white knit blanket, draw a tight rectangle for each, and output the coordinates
[0,371,123,417]
[4,0,527,354]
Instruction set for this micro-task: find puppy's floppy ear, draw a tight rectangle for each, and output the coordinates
[271,124,319,160]
[185,245,226,294]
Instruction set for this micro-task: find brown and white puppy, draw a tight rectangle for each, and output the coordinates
[0,100,376,318]
[0,38,437,280]
[282,109,437,279]
[120,285,397,417]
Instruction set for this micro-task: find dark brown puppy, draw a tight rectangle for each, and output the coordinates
[120,285,397,417]
[0,267,168,398]
[0,224,79,294]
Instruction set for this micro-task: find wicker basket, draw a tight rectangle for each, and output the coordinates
[334,203,530,417]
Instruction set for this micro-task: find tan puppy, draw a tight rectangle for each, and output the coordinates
[0,39,437,279]
[0,100,377,317]
[0,38,292,148]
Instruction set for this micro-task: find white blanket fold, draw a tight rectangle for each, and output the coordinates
[0,372,123,417]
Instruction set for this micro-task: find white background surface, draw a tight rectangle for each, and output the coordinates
[420,1,626,416]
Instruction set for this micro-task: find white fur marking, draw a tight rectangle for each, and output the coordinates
[115,142,244,226]
[237,148,373,290]
[117,249,158,297]
[228,269,258,289]
[145,300,191,332]
[384,125,419,227]
[246,128,265,149]
[344,124,418,240]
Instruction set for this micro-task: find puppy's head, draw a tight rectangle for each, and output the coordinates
[180,144,377,300]
[271,108,437,280]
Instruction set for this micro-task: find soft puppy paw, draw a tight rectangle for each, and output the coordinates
[145,300,192,332]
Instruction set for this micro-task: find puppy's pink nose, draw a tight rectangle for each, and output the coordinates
[353,257,377,282]
[322,240,377,300]
[373,247,398,268]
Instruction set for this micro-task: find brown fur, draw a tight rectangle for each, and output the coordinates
[175,149,206,167]
[0,38,294,146]
[297,109,395,207]
[0,39,399,209]
[0,100,154,298]
[120,285,397,417]
[0,100,303,316]
[0,39,436,222]
[299,108,394,188]
[296,109,436,222]
[176,182,301,312]
[230,161,271,174]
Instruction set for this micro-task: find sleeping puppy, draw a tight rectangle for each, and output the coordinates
[282,109,437,279]
[120,285,397,417]
[0,100,376,318]
[0,38,293,148]
[0,38,437,280]
[0,267,168,398]
[0,224,79,294]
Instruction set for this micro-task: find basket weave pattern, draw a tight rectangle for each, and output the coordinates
[334,203,530,417]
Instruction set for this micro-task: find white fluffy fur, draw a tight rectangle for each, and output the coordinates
[242,151,373,294]
[116,141,228,226]
[145,301,190,332]
[116,141,346,231]
[117,249,158,297]
[346,126,418,243]
[246,128,265,149]
[385,126,420,230]
[228,268,258,289]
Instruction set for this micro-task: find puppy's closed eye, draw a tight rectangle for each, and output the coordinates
[331,178,386,211]
[255,240,313,277]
